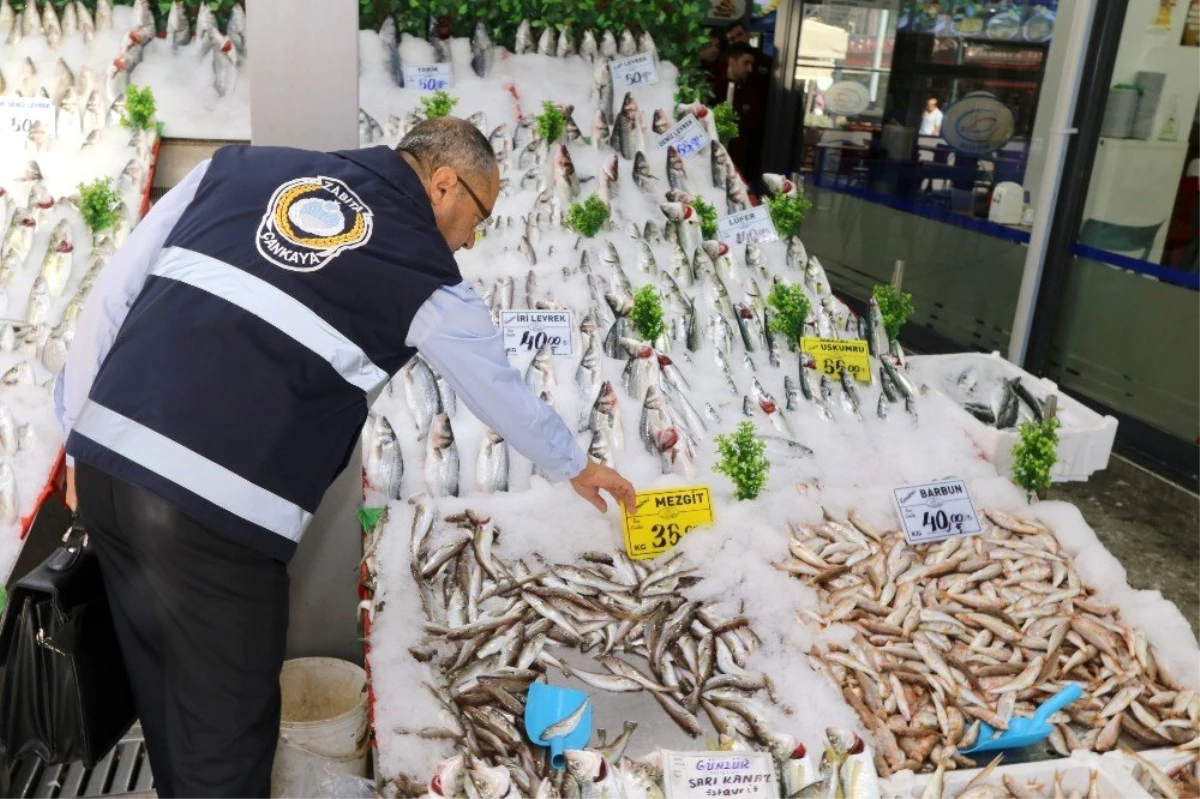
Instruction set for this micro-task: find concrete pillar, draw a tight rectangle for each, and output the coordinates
[246,0,364,663]
[247,0,359,151]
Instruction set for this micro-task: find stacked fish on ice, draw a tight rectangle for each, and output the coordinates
[785,508,1200,777]
[370,499,882,798]
[91,0,248,98]
[0,0,157,535]
[363,120,920,500]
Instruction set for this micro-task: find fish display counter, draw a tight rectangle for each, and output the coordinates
[0,5,1196,798]
[0,0,160,580]
[343,22,1198,799]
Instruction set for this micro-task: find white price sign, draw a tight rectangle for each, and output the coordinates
[403,63,453,91]
[717,205,778,246]
[655,113,709,159]
[0,97,56,137]
[501,310,573,357]
[892,478,983,546]
[609,53,659,88]
[663,750,777,798]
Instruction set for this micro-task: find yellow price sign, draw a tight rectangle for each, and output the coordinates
[800,337,873,383]
[622,486,715,561]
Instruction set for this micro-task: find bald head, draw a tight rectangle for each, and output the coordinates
[397,116,497,186]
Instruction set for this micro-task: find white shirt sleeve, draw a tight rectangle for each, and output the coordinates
[54,159,212,461]
[407,281,588,482]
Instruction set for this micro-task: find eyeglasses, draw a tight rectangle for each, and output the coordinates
[457,175,493,231]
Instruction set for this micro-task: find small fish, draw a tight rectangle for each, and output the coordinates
[536,24,557,56]
[404,356,442,440]
[580,29,598,62]
[633,151,656,191]
[379,17,404,87]
[513,19,533,54]
[541,697,591,741]
[618,27,637,56]
[666,146,689,192]
[423,413,459,498]
[476,428,509,493]
[212,37,238,97]
[599,29,618,59]
[364,415,403,499]
[359,109,383,145]
[166,0,189,49]
[556,23,574,57]
[471,21,494,77]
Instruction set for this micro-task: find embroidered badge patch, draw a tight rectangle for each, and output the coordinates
[256,176,374,271]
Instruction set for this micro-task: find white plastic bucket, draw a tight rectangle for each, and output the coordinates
[271,657,371,798]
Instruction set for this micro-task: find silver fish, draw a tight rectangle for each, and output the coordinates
[212,36,238,97]
[404,356,442,440]
[476,428,509,493]
[424,413,459,497]
[379,16,404,87]
[471,21,494,77]
[580,29,598,62]
[166,0,189,49]
[618,27,637,56]
[513,20,533,54]
[536,24,557,56]
[364,415,403,500]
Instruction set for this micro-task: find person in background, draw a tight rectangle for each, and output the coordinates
[920,96,944,136]
[725,21,752,45]
[700,31,724,72]
[714,42,769,186]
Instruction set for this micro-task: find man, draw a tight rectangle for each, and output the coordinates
[724,21,751,46]
[53,117,636,796]
[713,42,769,184]
[920,96,943,136]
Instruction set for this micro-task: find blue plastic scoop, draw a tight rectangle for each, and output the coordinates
[961,682,1083,755]
[524,681,592,769]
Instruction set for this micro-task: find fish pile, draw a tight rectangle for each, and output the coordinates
[931,364,1050,431]
[380,499,848,797]
[914,754,1123,799]
[413,727,880,798]
[781,508,1199,776]
[1126,744,1200,799]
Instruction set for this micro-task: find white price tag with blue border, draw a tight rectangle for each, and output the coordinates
[501,310,573,357]
[717,206,777,246]
[404,64,453,91]
[655,113,709,159]
[609,53,659,88]
[0,97,55,137]
[892,478,983,546]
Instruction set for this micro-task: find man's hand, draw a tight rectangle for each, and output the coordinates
[569,460,637,515]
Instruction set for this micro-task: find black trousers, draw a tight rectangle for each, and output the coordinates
[75,463,290,798]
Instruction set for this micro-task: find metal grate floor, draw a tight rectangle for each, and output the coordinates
[6,726,155,798]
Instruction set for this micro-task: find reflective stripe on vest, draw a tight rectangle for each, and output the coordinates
[151,246,389,393]
[73,400,314,541]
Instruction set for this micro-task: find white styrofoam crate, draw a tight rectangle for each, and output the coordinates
[1102,747,1199,798]
[907,351,1119,483]
[881,751,1150,799]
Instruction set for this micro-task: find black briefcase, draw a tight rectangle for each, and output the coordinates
[0,523,135,767]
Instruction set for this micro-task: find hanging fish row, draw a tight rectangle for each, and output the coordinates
[374,15,656,87]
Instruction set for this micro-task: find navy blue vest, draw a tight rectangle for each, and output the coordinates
[67,145,460,562]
